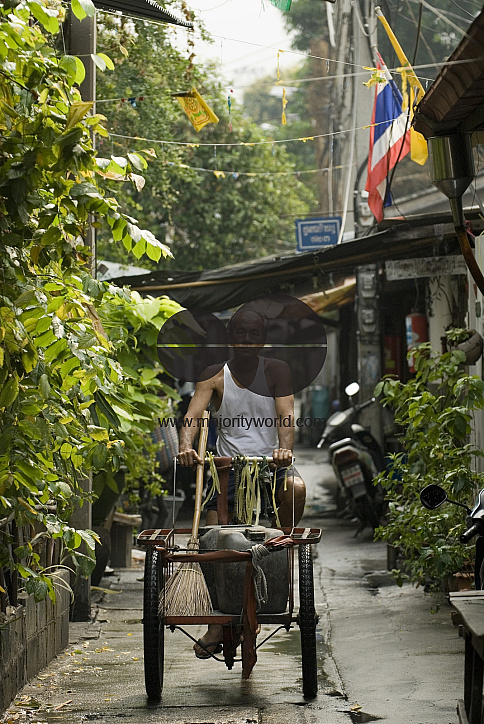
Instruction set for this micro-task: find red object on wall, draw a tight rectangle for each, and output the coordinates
[405,313,428,373]
[384,335,402,379]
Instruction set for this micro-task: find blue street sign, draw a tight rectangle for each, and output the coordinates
[295,216,342,251]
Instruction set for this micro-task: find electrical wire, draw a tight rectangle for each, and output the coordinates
[408,0,472,37]
[384,2,423,215]
[192,0,234,11]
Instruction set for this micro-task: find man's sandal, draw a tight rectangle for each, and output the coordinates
[194,639,223,660]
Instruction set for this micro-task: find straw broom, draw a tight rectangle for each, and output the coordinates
[160,409,212,616]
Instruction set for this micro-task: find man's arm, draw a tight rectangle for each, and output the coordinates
[177,377,214,467]
[273,393,294,467]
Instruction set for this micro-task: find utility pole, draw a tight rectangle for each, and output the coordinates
[67,11,97,277]
[66,11,96,622]
[356,264,383,444]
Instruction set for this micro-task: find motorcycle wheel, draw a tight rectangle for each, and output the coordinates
[478,557,484,590]
[354,495,380,531]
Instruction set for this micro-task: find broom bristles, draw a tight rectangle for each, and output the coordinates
[159,539,213,616]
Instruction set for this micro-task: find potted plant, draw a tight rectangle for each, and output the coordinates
[445,327,483,365]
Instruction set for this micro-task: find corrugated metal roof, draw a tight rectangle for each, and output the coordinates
[107,210,484,311]
[413,9,484,138]
[93,0,194,26]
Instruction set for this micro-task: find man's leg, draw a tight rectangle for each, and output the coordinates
[276,474,306,527]
[193,624,223,657]
[206,509,218,526]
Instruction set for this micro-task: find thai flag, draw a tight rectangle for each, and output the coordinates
[365,53,410,222]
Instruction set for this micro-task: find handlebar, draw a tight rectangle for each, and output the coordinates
[208,455,295,464]
[460,524,481,544]
[357,397,376,412]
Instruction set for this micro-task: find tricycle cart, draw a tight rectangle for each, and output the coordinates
[137,454,322,700]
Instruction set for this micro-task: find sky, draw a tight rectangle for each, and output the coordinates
[175,0,296,95]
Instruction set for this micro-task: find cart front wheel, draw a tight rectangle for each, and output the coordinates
[298,544,318,698]
[143,547,164,699]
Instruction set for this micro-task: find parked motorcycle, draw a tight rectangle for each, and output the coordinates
[420,484,484,589]
[317,382,386,531]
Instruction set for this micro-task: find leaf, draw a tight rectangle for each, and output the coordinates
[54,127,84,148]
[91,54,106,72]
[15,290,36,307]
[39,373,51,400]
[41,227,61,246]
[92,443,108,468]
[96,53,114,71]
[88,426,109,441]
[0,375,19,408]
[29,1,60,34]
[71,0,96,20]
[129,173,145,191]
[66,101,93,130]
[73,57,86,85]
[59,55,86,86]
[21,347,38,373]
[127,152,147,172]
[111,155,128,168]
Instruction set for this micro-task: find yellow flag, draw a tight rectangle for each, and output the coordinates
[175,87,219,132]
[281,87,287,126]
[375,6,428,164]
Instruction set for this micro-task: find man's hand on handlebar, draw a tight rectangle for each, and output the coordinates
[177,448,203,467]
[271,448,293,468]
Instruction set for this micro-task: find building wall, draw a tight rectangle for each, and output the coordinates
[427,275,464,354]
[468,234,484,473]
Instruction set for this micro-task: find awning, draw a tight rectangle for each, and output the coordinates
[107,210,484,312]
[413,9,484,138]
[300,277,356,314]
[93,0,194,26]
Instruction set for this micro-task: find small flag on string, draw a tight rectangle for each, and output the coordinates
[269,0,292,10]
[173,87,219,132]
[281,87,288,125]
[227,90,234,132]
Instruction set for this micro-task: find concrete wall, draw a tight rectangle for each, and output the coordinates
[0,569,70,712]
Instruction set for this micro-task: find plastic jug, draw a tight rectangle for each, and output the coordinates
[199,525,289,614]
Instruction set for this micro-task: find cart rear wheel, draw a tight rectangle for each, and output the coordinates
[298,544,318,698]
[143,547,164,700]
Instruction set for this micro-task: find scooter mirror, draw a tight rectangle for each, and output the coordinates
[420,484,448,510]
[345,382,360,397]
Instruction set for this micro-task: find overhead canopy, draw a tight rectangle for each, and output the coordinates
[93,0,194,26]
[413,9,484,138]
[300,278,356,314]
[107,211,484,312]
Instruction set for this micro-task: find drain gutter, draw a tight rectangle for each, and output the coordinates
[428,134,484,295]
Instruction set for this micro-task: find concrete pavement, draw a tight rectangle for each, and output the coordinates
[1,448,465,723]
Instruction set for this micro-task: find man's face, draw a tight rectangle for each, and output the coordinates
[229,312,266,356]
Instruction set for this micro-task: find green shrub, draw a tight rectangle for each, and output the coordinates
[375,343,484,591]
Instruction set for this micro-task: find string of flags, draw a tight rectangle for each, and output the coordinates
[109,118,390,149]
[164,160,351,178]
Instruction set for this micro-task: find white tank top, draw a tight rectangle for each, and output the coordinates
[215,360,278,457]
